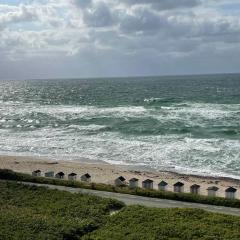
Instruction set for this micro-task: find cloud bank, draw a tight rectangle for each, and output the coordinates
[0,0,240,79]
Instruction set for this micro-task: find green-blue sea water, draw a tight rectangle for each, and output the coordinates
[0,74,240,177]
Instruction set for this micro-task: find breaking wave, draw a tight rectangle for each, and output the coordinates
[0,75,240,178]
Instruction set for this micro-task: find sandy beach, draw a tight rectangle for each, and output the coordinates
[1,155,240,199]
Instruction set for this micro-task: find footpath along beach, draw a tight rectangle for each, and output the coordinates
[1,155,240,199]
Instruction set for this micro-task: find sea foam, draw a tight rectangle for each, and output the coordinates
[0,75,240,178]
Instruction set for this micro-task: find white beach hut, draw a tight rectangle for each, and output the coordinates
[129,178,139,188]
[115,176,126,187]
[190,184,200,195]
[225,187,237,199]
[158,181,168,191]
[32,170,41,177]
[81,173,91,182]
[207,186,219,197]
[68,172,77,180]
[173,182,184,193]
[142,179,154,190]
[55,171,65,179]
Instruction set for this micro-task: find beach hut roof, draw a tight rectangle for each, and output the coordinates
[174,181,184,187]
[57,171,65,176]
[207,186,219,191]
[143,179,153,183]
[33,169,41,173]
[68,172,77,176]
[225,187,237,193]
[82,173,91,178]
[158,181,168,186]
[117,176,126,182]
[129,178,139,182]
[190,184,200,189]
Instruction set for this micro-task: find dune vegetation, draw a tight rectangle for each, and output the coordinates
[1,180,240,239]
[85,206,240,240]
[1,169,240,208]
[0,181,123,240]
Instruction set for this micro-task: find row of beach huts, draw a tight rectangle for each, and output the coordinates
[32,170,238,200]
[32,170,91,182]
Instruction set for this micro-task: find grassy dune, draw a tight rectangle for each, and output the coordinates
[0,181,123,240]
[86,206,240,240]
[1,172,240,239]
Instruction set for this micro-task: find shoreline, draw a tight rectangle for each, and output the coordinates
[1,152,240,183]
[0,154,240,198]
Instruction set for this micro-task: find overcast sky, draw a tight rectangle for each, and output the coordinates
[1,0,240,80]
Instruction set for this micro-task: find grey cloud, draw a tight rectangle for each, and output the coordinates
[122,0,201,10]
[196,19,239,37]
[72,0,92,9]
[117,6,240,44]
[118,8,192,38]
[83,2,114,27]
[119,8,164,33]
[88,28,201,56]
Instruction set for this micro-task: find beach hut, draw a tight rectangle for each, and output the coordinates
[55,171,65,179]
[32,170,41,177]
[129,178,139,188]
[225,187,237,199]
[190,184,200,195]
[158,181,168,191]
[173,182,184,193]
[207,186,219,197]
[81,173,91,182]
[44,171,54,178]
[115,176,126,187]
[68,172,77,181]
[142,179,154,189]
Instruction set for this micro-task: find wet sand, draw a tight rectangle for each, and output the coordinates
[0,155,240,199]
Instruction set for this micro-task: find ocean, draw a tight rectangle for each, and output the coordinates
[0,74,240,178]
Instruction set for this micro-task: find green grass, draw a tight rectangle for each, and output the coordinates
[85,206,240,240]
[1,169,240,208]
[0,181,124,240]
[1,180,240,240]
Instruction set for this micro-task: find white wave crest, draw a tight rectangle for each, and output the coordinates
[66,124,107,131]
[1,126,240,178]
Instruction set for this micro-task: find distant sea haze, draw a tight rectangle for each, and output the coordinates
[0,74,240,178]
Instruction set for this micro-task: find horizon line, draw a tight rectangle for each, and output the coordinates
[1,71,240,82]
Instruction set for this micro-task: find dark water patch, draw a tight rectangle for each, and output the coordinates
[1,74,240,106]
